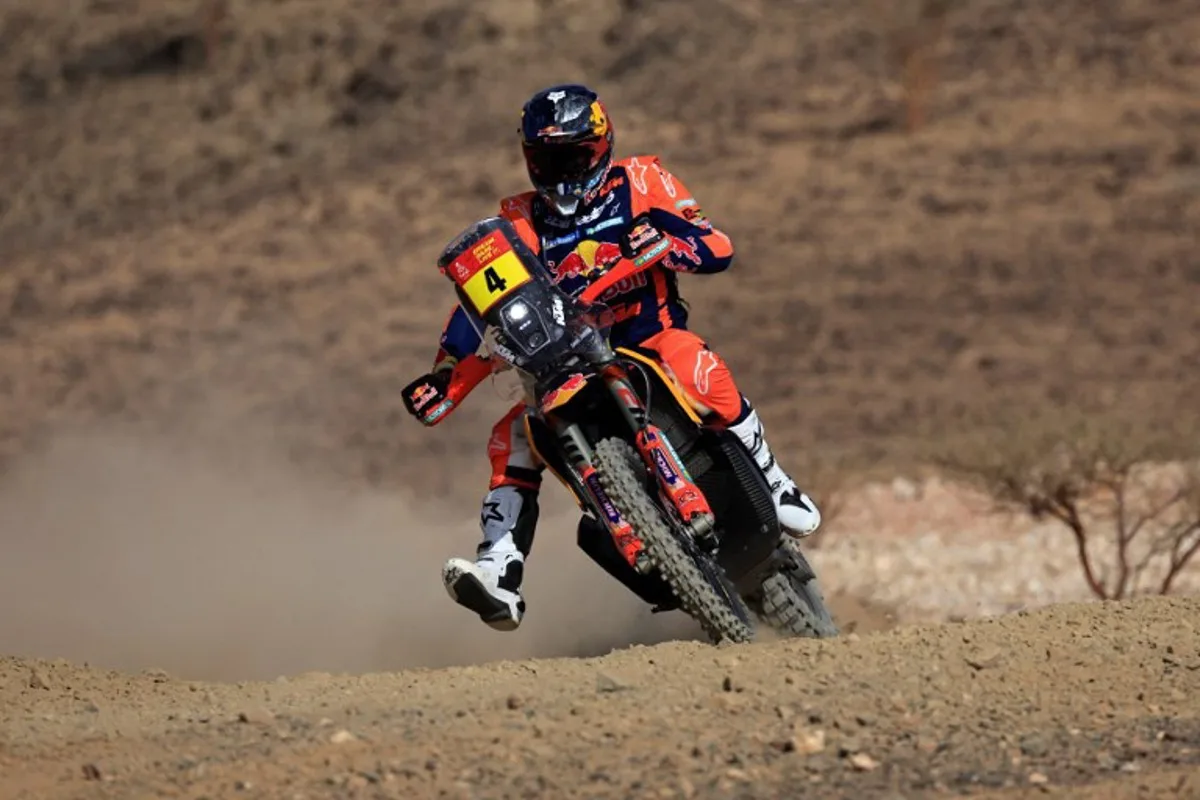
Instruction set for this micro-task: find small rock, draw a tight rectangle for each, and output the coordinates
[329,729,356,744]
[892,476,920,501]
[234,780,252,791]
[855,713,875,727]
[1019,734,1050,757]
[713,693,744,711]
[143,668,171,683]
[81,764,102,781]
[848,752,880,772]
[838,736,862,757]
[1130,737,1154,756]
[792,728,826,755]
[506,695,523,710]
[1120,761,1141,773]
[724,768,750,782]
[965,648,1004,670]
[29,669,49,690]
[237,707,274,725]
[916,736,939,755]
[596,673,631,693]
[722,675,736,692]
[1028,772,1049,785]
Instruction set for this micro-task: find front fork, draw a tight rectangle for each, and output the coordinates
[598,362,717,553]
[549,361,716,573]
[600,363,715,532]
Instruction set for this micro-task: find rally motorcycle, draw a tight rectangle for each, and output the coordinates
[435,216,838,644]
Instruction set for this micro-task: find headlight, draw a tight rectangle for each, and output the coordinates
[503,300,530,323]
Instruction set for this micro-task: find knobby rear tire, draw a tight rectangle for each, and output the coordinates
[593,437,754,645]
[758,538,839,639]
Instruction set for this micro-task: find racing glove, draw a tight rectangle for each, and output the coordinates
[402,354,494,427]
[580,214,671,304]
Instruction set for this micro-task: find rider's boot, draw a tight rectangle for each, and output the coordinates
[726,397,821,537]
[442,485,539,631]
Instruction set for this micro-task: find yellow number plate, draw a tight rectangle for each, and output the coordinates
[460,249,531,314]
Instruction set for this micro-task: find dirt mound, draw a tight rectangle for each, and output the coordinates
[2,596,1198,798]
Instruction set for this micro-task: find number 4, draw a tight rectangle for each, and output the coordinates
[484,267,508,293]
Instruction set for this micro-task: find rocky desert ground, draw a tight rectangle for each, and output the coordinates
[2,0,1199,797]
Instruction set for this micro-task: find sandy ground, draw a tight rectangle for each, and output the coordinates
[2,598,1198,799]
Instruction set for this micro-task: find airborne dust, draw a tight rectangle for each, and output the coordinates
[0,420,700,681]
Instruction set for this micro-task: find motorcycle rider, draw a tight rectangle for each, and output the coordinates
[402,84,821,631]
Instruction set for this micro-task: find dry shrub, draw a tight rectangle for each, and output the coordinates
[937,411,1200,600]
[879,0,951,132]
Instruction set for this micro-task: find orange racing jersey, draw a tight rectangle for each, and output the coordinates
[431,155,734,380]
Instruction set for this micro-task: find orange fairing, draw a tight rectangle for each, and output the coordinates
[614,347,703,425]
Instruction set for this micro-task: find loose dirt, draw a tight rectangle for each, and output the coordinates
[3,598,1199,799]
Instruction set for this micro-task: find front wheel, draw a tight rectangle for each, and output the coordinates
[593,437,754,644]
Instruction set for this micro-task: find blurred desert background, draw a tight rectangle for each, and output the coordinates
[2,1,1200,797]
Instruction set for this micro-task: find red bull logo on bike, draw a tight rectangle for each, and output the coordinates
[549,239,624,283]
[539,372,589,413]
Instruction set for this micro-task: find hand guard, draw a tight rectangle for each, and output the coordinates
[402,370,455,427]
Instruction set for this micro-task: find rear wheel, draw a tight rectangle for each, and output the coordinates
[756,539,839,639]
[593,437,754,644]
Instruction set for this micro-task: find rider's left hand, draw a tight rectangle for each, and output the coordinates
[620,214,669,263]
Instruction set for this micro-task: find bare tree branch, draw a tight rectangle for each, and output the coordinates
[936,410,1200,602]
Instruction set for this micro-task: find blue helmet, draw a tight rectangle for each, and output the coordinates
[519,84,615,217]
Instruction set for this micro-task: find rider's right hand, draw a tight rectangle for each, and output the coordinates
[403,369,455,426]
[403,355,496,427]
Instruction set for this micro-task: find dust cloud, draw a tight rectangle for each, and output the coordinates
[0,426,699,682]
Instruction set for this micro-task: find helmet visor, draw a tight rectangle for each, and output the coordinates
[523,139,608,188]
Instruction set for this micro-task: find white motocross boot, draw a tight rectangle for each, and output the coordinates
[727,400,822,537]
[442,485,538,631]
